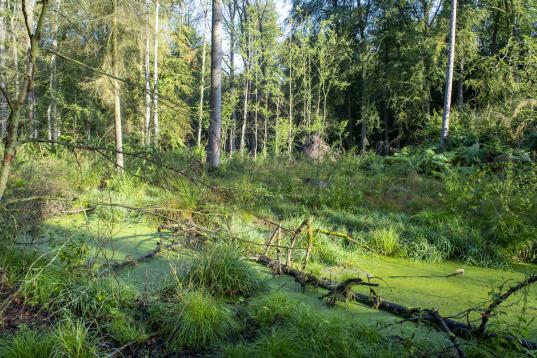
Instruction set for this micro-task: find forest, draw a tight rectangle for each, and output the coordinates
[0,0,536,356]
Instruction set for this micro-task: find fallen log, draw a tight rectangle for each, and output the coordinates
[249,255,537,351]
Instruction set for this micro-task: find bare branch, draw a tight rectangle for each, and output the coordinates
[22,0,33,39]
[0,86,12,110]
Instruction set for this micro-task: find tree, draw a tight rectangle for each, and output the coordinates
[144,0,152,146]
[0,0,50,200]
[0,0,6,139]
[153,0,160,147]
[197,0,210,148]
[440,0,457,150]
[112,0,124,170]
[206,0,223,168]
[47,0,61,142]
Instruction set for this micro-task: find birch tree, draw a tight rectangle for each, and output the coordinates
[153,0,160,147]
[112,0,124,169]
[440,0,457,150]
[144,0,151,146]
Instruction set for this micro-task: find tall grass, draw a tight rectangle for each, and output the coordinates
[155,290,236,351]
[186,243,264,297]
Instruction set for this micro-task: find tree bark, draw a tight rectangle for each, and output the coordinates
[144,0,151,146]
[206,0,223,169]
[0,0,7,139]
[25,0,35,138]
[152,0,160,147]
[228,0,237,154]
[457,57,464,110]
[440,0,457,150]
[197,0,209,148]
[47,0,61,142]
[0,0,50,201]
[112,0,124,170]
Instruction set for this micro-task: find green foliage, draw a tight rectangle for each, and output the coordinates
[186,243,264,297]
[227,293,404,358]
[156,290,236,350]
[369,228,400,257]
[0,319,100,358]
[53,318,100,358]
[0,326,55,358]
[105,308,148,345]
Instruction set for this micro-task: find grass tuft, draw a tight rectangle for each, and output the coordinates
[186,243,264,297]
[369,228,400,257]
[158,289,236,351]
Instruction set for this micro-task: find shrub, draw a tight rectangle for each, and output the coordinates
[159,290,236,350]
[369,228,400,257]
[187,243,264,297]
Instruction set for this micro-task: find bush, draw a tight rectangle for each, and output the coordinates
[187,243,264,297]
[369,228,400,257]
[158,290,236,350]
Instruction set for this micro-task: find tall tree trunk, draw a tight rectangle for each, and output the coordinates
[152,0,160,147]
[253,71,258,159]
[287,49,293,155]
[206,0,223,168]
[47,0,61,142]
[358,68,367,152]
[11,0,19,98]
[228,0,237,154]
[197,0,209,148]
[0,0,7,139]
[240,76,249,156]
[112,0,124,170]
[263,94,268,157]
[26,0,35,137]
[440,0,458,150]
[0,0,50,201]
[144,0,151,146]
[457,57,464,110]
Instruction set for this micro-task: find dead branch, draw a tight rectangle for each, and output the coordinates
[250,255,537,351]
[476,274,537,336]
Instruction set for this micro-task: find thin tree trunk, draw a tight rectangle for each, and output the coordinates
[197,0,209,148]
[112,0,124,170]
[240,76,249,156]
[26,0,35,137]
[358,66,367,153]
[0,0,50,201]
[274,95,280,155]
[152,0,160,147]
[144,0,151,146]
[229,0,237,154]
[457,57,464,110]
[253,72,258,159]
[440,0,458,150]
[0,0,7,138]
[263,94,268,157]
[11,0,19,98]
[287,51,293,155]
[47,0,61,142]
[206,0,223,169]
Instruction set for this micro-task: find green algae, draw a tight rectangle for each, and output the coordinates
[37,215,537,340]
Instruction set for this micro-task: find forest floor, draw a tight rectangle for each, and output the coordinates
[1,150,536,356]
